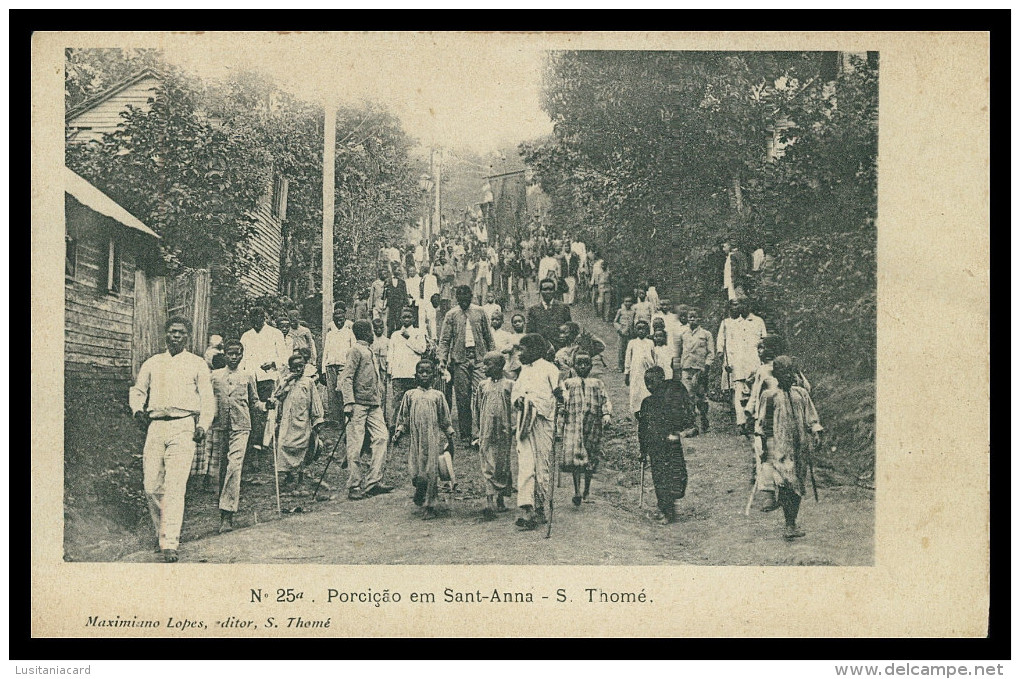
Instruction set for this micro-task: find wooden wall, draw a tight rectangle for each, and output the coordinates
[239,193,283,297]
[168,268,211,356]
[65,76,160,144]
[68,73,284,299]
[132,268,167,379]
[64,204,139,381]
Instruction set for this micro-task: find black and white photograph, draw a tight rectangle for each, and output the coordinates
[31,29,989,641]
[59,43,878,566]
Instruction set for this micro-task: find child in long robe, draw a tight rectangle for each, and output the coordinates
[638,363,698,524]
[745,334,811,512]
[473,352,514,519]
[560,353,612,507]
[512,334,562,531]
[392,359,457,520]
[272,353,325,489]
[624,320,655,416]
[753,355,823,540]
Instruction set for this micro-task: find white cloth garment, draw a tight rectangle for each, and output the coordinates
[388,326,428,380]
[130,350,216,430]
[321,320,355,368]
[239,325,289,383]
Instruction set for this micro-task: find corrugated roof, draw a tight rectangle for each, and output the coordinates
[65,167,160,239]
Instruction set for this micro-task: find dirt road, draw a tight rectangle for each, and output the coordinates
[122,291,873,565]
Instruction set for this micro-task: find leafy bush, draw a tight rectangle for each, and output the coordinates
[65,379,149,530]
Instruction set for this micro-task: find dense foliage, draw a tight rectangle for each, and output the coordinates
[65,49,422,338]
[523,51,877,372]
[523,51,877,480]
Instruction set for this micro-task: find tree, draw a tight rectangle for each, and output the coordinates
[65,48,162,110]
[523,51,877,375]
[66,53,425,336]
[66,67,271,329]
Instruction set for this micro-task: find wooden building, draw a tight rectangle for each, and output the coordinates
[64,167,166,381]
[65,69,287,298]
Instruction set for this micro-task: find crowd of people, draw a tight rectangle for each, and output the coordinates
[130,218,821,562]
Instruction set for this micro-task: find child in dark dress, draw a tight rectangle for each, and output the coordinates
[638,362,699,524]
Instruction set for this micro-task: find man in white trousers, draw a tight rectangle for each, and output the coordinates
[130,316,215,563]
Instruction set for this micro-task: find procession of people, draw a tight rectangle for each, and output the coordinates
[130,215,822,562]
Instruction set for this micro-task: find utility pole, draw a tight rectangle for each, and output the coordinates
[322,101,335,336]
[433,147,442,236]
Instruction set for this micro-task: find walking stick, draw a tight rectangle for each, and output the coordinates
[639,456,646,509]
[556,408,563,489]
[807,451,820,503]
[311,417,348,501]
[269,420,282,515]
[745,437,763,516]
[545,406,560,539]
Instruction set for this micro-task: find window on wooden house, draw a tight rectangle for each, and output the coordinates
[271,174,288,220]
[102,237,122,294]
[65,236,77,279]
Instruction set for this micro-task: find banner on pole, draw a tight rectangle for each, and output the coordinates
[489,172,528,246]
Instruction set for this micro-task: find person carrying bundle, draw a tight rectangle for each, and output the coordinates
[752,356,823,540]
[512,334,562,532]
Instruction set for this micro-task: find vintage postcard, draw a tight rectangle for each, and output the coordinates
[31,30,989,637]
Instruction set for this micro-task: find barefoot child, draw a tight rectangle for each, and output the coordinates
[753,356,823,540]
[638,364,699,524]
[560,352,612,507]
[272,352,326,491]
[392,359,457,520]
[473,352,514,519]
[624,320,655,417]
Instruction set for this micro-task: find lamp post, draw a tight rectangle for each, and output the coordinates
[418,172,434,245]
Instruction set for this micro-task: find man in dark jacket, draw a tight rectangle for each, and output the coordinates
[382,263,409,337]
[526,278,573,354]
[437,285,494,442]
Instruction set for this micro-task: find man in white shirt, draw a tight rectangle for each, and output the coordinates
[716,298,765,432]
[645,280,660,313]
[321,305,355,420]
[129,316,214,562]
[407,264,439,331]
[387,306,429,424]
[240,307,288,466]
[405,268,423,324]
[413,240,426,269]
[589,255,604,308]
[538,248,560,288]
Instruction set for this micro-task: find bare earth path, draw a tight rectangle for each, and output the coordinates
[123,289,873,565]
